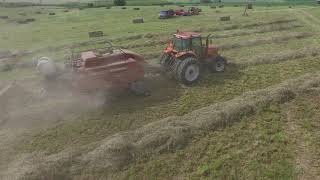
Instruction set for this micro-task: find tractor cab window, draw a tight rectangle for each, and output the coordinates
[191,37,203,56]
[173,37,190,51]
[191,37,202,47]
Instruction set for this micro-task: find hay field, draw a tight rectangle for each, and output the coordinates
[1,3,320,179]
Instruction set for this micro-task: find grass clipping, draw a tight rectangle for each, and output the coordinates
[5,72,320,179]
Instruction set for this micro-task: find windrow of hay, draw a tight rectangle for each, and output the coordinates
[111,19,301,47]
[235,47,320,67]
[81,73,320,171]
[211,24,302,39]
[107,19,298,43]
[219,32,314,50]
[0,19,298,61]
[124,23,302,51]
[142,32,314,60]
[8,72,320,179]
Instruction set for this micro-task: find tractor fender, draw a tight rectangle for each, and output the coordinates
[175,51,197,60]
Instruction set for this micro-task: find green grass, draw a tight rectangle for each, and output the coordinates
[2,4,320,179]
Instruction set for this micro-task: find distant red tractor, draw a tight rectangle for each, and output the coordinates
[175,7,201,16]
[175,9,190,16]
[160,31,226,85]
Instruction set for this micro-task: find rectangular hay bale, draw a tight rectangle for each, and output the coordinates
[88,31,104,38]
[220,16,230,21]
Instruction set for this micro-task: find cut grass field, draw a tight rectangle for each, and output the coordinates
[1,3,320,179]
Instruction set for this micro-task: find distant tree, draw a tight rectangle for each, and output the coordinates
[114,0,126,6]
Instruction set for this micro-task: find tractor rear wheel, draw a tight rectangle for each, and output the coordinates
[176,57,200,85]
[211,55,226,72]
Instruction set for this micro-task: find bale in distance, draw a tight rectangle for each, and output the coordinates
[18,12,26,16]
[88,31,104,38]
[219,5,224,8]
[133,7,140,10]
[49,12,55,15]
[132,18,144,24]
[220,16,230,21]
[0,16,8,19]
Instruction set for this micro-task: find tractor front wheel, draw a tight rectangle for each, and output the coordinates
[176,57,200,85]
[211,55,226,72]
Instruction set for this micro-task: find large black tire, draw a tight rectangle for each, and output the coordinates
[176,57,200,85]
[159,53,170,67]
[173,59,182,80]
[160,53,175,73]
[210,55,226,72]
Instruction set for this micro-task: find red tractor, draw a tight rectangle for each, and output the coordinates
[160,31,226,85]
[175,9,190,16]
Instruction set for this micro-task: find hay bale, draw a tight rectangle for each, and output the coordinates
[219,5,224,8]
[49,12,55,15]
[247,3,253,9]
[122,7,127,9]
[215,10,221,13]
[210,6,216,9]
[234,4,239,7]
[18,12,26,16]
[25,18,35,22]
[35,11,42,14]
[132,18,144,24]
[88,3,94,7]
[133,7,140,10]
[144,33,155,38]
[88,31,104,38]
[0,16,9,19]
[63,9,69,12]
[106,6,111,9]
[0,64,14,72]
[220,16,230,21]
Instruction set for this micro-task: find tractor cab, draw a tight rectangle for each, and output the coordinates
[166,31,218,59]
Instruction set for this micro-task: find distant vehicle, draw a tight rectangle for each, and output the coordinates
[175,7,201,16]
[175,9,191,16]
[159,10,175,19]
